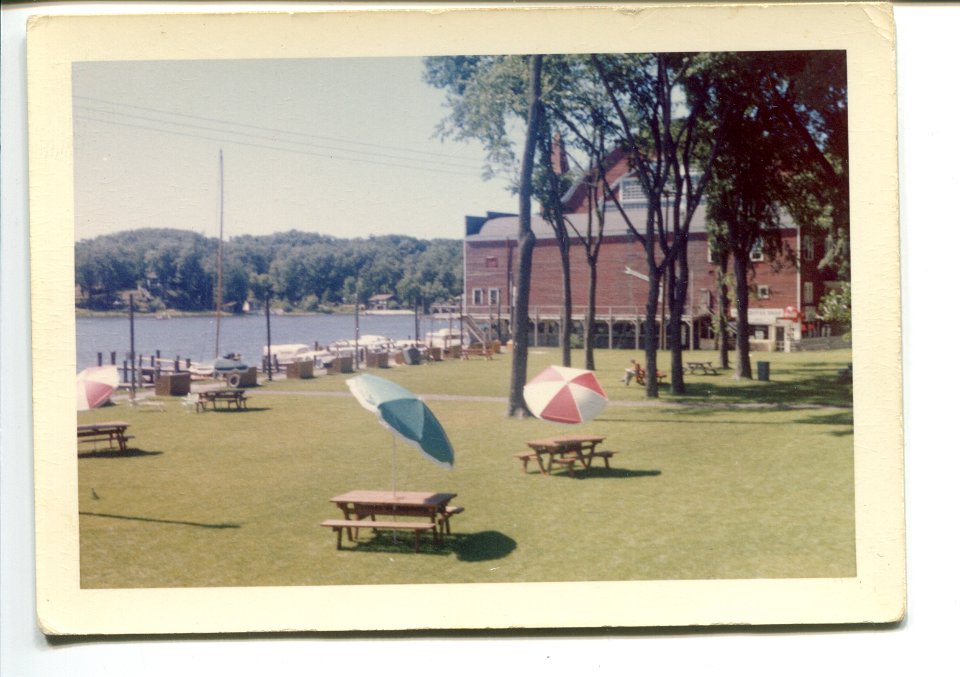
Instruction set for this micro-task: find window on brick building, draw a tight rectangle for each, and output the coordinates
[803,281,814,304]
[488,288,500,306]
[750,240,764,262]
[472,288,484,305]
[803,235,815,262]
[757,285,770,299]
[485,256,498,268]
[619,177,647,209]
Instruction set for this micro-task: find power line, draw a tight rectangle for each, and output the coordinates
[73,94,484,167]
[73,113,485,177]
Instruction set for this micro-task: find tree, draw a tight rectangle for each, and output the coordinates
[506,55,543,417]
[542,56,619,372]
[705,51,848,378]
[426,54,579,369]
[592,53,725,396]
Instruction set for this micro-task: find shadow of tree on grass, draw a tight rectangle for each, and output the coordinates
[79,511,241,529]
[78,448,163,459]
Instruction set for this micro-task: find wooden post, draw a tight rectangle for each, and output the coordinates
[128,293,136,399]
[265,293,273,381]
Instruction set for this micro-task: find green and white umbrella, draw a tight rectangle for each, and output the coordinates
[346,374,454,492]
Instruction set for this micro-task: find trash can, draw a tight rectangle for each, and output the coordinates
[757,361,770,381]
[403,347,421,366]
[156,372,191,396]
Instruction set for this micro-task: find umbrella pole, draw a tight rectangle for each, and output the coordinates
[392,436,397,497]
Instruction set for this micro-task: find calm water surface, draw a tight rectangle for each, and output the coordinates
[75,313,459,369]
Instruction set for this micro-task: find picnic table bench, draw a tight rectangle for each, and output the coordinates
[325,490,461,551]
[520,436,614,476]
[196,388,249,411]
[77,421,133,454]
[460,347,493,360]
[686,361,719,375]
[321,519,435,552]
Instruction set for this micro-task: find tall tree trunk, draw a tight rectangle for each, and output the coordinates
[670,239,689,394]
[584,257,598,371]
[507,55,543,417]
[559,242,572,367]
[644,269,661,398]
[538,127,573,368]
[716,252,731,369]
[732,251,752,379]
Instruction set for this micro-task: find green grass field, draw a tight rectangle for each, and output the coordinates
[76,348,854,588]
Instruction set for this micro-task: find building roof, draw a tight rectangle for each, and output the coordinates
[466,203,710,242]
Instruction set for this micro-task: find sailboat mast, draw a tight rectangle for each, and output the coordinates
[215,148,224,358]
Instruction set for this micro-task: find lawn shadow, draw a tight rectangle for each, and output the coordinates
[79,511,241,529]
[671,370,853,408]
[77,448,163,459]
[450,530,517,562]
[202,406,271,413]
[341,530,518,561]
[800,410,854,435]
[571,468,662,480]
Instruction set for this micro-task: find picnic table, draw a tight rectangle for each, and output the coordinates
[196,388,248,411]
[324,490,461,552]
[77,421,133,454]
[686,361,719,375]
[519,435,614,476]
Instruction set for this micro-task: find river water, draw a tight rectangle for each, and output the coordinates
[75,313,461,369]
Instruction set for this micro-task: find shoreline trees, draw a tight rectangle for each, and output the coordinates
[74,228,462,314]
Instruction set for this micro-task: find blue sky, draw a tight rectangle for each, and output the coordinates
[72,57,520,242]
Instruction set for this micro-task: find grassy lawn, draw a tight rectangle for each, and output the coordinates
[76,348,854,588]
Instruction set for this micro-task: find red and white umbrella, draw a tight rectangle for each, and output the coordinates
[77,365,119,411]
[523,366,608,424]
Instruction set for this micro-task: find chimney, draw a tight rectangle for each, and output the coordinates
[551,132,569,175]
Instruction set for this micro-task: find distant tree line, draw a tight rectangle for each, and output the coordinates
[75,228,462,314]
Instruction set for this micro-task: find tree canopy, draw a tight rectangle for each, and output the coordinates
[75,229,462,313]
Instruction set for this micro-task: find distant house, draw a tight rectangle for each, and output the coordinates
[462,150,842,352]
[368,294,394,311]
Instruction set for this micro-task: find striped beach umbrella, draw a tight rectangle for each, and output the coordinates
[523,366,608,424]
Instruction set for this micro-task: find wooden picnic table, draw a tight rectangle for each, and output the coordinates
[325,490,461,551]
[77,421,133,454]
[196,388,248,411]
[686,361,719,375]
[522,435,609,476]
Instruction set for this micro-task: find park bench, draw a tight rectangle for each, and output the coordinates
[686,361,719,375]
[321,518,436,552]
[438,505,465,535]
[624,364,666,385]
[513,450,539,473]
[592,450,618,468]
[636,368,667,385]
[129,397,166,412]
[461,347,493,360]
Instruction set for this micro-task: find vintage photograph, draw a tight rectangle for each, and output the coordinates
[28,5,902,633]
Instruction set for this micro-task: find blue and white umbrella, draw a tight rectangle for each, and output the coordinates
[346,374,454,492]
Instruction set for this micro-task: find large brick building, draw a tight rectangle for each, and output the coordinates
[463,151,842,352]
